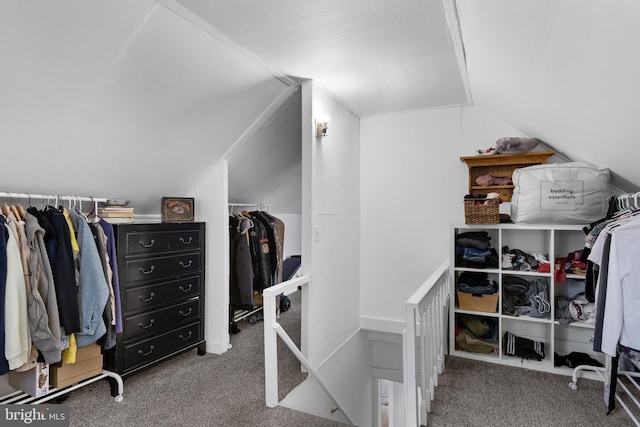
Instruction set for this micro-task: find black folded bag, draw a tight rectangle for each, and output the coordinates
[503,331,545,361]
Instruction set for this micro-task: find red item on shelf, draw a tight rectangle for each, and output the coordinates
[537,263,551,273]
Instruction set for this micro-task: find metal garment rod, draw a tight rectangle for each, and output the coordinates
[0,192,107,213]
[228,202,273,213]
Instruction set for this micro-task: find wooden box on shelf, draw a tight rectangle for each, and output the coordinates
[49,343,103,389]
[460,150,555,202]
[457,291,498,313]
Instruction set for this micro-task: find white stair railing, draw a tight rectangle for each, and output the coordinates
[403,260,450,427]
[263,275,355,425]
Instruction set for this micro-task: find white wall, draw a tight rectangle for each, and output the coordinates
[191,160,230,354]
[293,81,367,424]
[306,82,361,366]
[360,105,524,323]
[360,107,461,323]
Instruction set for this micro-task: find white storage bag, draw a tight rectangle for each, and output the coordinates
[511,162,611,224]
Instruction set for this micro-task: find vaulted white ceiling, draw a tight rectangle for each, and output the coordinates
[175,0,469,116]
[2,0,639,215]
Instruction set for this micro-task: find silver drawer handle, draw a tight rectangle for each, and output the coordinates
[179,284,192,292]
[139,265,155,275]
[138,345,154,356]
[179,237,193,245]
[179,260,193,268]
[139,239,155,248]
[179,308,193,317]
[138,319,155,329]
[139,292,155,302]
[179,331,193,341]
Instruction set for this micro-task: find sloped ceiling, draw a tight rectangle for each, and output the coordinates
[0,0,291,213]
[174,0,469,117]
[227,89,302,213]
[4,0,639,214]
[457,0,640,190]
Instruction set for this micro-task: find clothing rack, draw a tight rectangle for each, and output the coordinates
[570,365,640,425]
[0,190,123,403]
[228,203,277,327]
[0,371,124,404]
[570,191,640,425]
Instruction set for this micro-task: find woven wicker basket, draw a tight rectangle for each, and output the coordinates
[464,198,499,224]
[457,291,498,313]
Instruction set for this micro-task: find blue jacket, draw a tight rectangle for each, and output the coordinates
[68,210,109,348]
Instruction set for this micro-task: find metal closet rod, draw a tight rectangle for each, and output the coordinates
[0,192,107,204]
[228,202,273,213]
[228,203,273,207]
[0,193,107,213]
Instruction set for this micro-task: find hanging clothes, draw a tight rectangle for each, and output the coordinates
[25,212,64,364]
[262,212,285,284]
[247,212,273,291]
[0,216,9,375]
[249,211,278,286]
[4,211,38,372]
[583,193,640,415]
[88,220,116,350]
[590,217,640,356]
[99,218,123,334]
[229,214,254,310]
[33,206,81,335]
[67,209,109,348]
[228,207,286,317]
[3,218,30,370]
[1,194,121,380]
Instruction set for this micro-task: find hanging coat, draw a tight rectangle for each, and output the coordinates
[0,217,9,375]
[68,209,109,348]
[229,215,254,309]
[25,212,64,363]
[248,215,272,290]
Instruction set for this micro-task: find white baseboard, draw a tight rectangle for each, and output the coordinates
[206,341,230,355]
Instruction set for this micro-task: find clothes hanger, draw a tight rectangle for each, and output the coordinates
[633,192,640,211]
[89,196,97,217]
[81,196,95,222]
[10,203,21,221]
[1,201,11,217]
[16,203,27,220]
[15,194,27,220]
[614,194,628,215]
[6,194,21,220]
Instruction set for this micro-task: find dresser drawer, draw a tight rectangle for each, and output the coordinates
[124,252,201,284]
[124,322,201,372]
[124,298,200,341]
[125,229,201,256]
[124,276,201,312]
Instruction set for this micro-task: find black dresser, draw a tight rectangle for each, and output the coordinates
[104,222,206,376]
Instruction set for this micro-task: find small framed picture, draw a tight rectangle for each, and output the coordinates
[161,197,194,223]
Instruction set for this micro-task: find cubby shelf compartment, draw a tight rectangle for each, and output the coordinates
[451,223,603,379]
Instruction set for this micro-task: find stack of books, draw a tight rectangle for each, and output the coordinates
[98,206,135,223]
